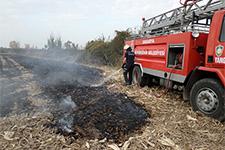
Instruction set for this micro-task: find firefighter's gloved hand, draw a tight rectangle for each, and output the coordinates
[122,64,127,70]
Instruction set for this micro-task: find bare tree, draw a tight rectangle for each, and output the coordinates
[24,44,30,49]
[64,41,73,49]
[47,35,62,50]
[9,41,20,49]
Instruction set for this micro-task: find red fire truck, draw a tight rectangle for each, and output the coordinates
[124,0,225,120]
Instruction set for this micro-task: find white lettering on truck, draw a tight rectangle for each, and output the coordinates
[142,39,155,44]
[215,57,225,64]
[135,50,165,56]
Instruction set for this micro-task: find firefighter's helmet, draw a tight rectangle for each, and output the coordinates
[124,45,131,50]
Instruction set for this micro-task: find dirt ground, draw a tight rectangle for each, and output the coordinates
[0,54,225,150]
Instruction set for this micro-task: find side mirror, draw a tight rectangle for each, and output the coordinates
[192,31,200,38]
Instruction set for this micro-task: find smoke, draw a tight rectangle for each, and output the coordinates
[11,49,103,86]
[57,96,77,134]
[0,48,103,117]
[59,96,77,113]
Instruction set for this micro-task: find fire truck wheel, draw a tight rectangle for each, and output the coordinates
[132,66,147,87]
[190,78,225,121]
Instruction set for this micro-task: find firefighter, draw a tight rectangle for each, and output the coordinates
[122,45,135,85]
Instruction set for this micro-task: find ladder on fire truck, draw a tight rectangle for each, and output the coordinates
[141,0,225,37]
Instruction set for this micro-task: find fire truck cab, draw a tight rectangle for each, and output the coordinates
[124,0,225,120]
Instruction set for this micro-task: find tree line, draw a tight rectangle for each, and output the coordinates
[8,35,80,50]
[83,30,130,66]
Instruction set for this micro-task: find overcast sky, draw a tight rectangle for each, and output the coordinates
[0,0,179,48]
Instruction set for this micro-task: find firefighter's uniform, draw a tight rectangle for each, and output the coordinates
[123,45,135,85]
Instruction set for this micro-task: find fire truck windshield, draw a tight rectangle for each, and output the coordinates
[220,16,225,42]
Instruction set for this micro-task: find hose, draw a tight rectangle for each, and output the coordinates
[154,65,179,98]
[91,68,122,87]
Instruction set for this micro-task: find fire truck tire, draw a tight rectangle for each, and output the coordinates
[132,66,147,87]
[190,78,225,121]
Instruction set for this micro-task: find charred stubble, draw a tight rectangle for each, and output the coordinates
[45,83,149,141]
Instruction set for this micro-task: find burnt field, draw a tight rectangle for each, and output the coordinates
[46,85,148,141]
[0,53,149,143]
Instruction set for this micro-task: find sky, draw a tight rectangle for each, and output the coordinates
[0,0,179,48]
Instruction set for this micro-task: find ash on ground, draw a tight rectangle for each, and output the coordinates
[45,83,149,142]
[0,53,149,142]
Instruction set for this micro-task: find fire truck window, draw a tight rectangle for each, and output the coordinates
[220,16,225,42]
[167,46,184,69]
